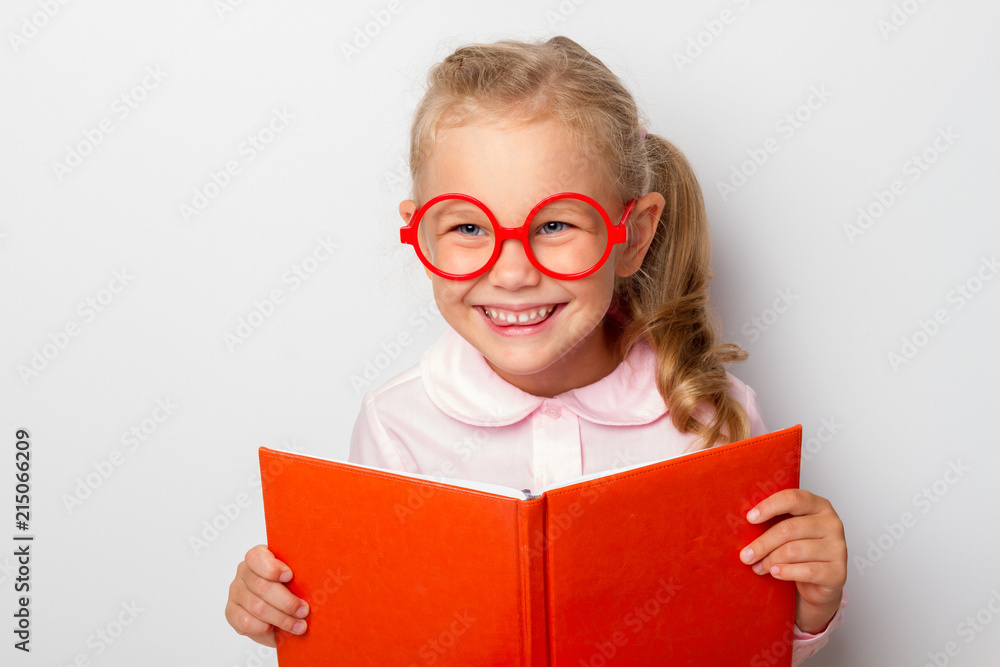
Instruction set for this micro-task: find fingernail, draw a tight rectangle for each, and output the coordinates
[740,547,754,563]
[279,569,292,583]
[752,562,763,574]
[295,604,308,618]
[747,508,760,522]
[292,621,307,634]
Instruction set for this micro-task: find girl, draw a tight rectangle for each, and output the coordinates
[225,36,847,664]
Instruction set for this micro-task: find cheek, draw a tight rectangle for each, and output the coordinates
[434,278,471,307]
[564,279,614,325]
[581,267,617,304]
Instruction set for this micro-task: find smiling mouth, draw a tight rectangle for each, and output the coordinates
[480,304,559,327]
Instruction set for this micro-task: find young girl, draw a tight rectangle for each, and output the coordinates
[225,36,847,663]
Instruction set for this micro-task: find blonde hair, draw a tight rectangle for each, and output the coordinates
[408,36,749,448]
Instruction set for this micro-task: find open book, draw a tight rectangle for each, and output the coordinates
[259,424,802,666]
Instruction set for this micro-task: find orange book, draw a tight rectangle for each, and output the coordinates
[259,424,802,666]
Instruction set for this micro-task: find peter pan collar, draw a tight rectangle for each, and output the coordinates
[419,326,669,427]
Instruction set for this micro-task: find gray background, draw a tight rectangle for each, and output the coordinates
[2,0,998,665]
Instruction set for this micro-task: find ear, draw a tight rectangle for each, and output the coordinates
[615,191,664,277]
[399,199,435,281]
[399,199,417,224]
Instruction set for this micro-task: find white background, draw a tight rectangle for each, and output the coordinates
[2,1,998,665]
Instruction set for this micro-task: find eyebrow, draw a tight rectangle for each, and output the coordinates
[535,202,603,218]
[430,206,485,220]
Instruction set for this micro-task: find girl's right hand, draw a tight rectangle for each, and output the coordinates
[225,544,309,647]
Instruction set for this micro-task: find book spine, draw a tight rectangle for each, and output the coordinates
[517,497,550,667]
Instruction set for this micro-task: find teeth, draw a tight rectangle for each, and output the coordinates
[484,305,555,325]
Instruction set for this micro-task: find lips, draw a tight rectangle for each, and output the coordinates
[480,304,559,327]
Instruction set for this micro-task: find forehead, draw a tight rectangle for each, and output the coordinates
[419,118,611,217]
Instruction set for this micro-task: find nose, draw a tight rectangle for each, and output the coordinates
[488,238,542,289]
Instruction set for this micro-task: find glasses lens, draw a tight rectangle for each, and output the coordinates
[416,197,495,276]
[528,197,609,276]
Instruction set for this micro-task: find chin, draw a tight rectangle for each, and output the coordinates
[482,347,564,377]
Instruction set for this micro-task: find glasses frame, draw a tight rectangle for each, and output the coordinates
[399,192,637,281]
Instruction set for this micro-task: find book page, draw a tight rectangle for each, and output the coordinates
[266,448,531,499]
[266,446,693,500]
[536,450,691,494]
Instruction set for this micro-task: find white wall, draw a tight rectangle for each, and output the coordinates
[2,1,997,665]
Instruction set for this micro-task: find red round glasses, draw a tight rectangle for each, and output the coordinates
[399,192,637,280]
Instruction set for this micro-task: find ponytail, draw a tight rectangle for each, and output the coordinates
[613,134,750,449]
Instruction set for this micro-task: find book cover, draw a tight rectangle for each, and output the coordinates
[259,424,802,666]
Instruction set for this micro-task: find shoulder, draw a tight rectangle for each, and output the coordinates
[724,372,768,437]
[358,358,428,420]
[348,360,428,470]
[353,326,464,427]
[348,328,491,469]
[724,371,754,405]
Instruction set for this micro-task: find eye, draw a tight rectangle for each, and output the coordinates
[453,223,485,236]
[539,220,570,234]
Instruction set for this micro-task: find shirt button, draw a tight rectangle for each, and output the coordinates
[542,402,561,419]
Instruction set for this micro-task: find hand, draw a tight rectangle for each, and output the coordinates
[738,489,847,634]
[225,544,310,647]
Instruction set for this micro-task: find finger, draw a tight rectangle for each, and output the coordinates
[759,540,848,589]
[237,561,310,620]
[746,489,827,524]
[245,544,293,583]
[740,515,828,565]
[231,577,309,636]
[763,560,846,588]
[752,537,829,574]
[225,598,280,646]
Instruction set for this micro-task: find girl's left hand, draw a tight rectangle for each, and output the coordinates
[738,488,847,634]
